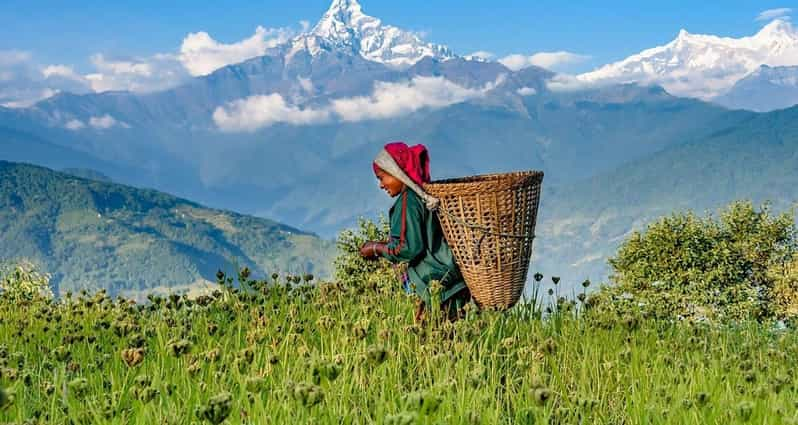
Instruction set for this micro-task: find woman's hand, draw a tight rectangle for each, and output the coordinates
[359,242,386,260]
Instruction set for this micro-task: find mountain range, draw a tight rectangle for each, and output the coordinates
[576,18,798,110]
[2,0,798,292]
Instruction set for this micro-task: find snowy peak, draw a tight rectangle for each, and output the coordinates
[578,19,798,100]
[757,18,796,39]
[311,0,374,50]
[292,0,455,68]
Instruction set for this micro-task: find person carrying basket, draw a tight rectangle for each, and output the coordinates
[359,142,471,322]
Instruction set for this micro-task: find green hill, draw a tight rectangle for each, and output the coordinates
[534,106,798,287]
[0,161,334,298]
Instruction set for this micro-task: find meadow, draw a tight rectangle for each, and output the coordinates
[1,204,798,424]
[0,272,797,424]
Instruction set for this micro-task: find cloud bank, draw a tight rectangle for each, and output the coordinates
[64,114,129,130]
[1,22,299,107]
[500,51,590,72]
[179,26,294,76]
[213,76,504,132]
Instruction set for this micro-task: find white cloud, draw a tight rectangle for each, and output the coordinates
[213,93,331,132]
[213,76,504,132]
[516,86,537,96]
[756,8,792,22]
[331,76,504,122]
[42,65,83,81]
[0,50,32,67]
[500,51,590,72]
[1,88,60,108]
[0,50,73,107]
[465,51,495,61]
[179,26,294,76]
[84,53,188,93]
[65,119,86,130]
[88,114,128,129]
[545,74,607,92]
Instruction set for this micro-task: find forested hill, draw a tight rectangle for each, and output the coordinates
[0,161,334,298]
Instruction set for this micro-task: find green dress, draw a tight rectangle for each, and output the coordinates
[380,188,468,305]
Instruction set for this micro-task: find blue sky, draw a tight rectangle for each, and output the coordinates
[0,0,791,73]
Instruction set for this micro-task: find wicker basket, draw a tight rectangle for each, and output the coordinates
[423,171,544,309]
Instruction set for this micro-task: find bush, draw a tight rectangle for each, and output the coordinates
[602,201,797,321]
[333,216,401,294]
[0,260,54,302]
[769,257,798,319]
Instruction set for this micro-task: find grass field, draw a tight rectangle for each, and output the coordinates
[1,272,797,425]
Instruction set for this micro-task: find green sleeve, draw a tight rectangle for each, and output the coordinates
[381,190,425,264]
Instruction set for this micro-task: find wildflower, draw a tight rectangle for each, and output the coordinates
[67,378,89,398]
[195,392,233,425]
[288,381,324,407]
[540,338,557,355]
[187,361,202,375]
[366,345,389,365]
[534,272,543,282]
[166,339,191,357]
[127,333,146,349]
[736,401,753,421]
[404,389,442,414]
[533,387,552,405]
[121,347,145,368]
[52,345,71,362]
[582,279,591,288]
[577,293,587,303]
[551,276,560,285]
[696,392,710,406]
[136,386,159,403]
[622,315,639,330]
[246,376,266,392]
[204,348,221,363]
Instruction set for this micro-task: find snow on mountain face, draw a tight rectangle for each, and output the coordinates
[714,65,798,112]
[289,0,455,68]
[577,19,798,99]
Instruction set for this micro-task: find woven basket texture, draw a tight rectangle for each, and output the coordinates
[423,171,544,309]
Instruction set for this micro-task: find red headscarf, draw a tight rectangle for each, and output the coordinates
[372,142,431,186]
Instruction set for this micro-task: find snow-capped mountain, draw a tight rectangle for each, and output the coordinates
[577,19,798,100]
[714,64,798,112]
[288,0,455,68]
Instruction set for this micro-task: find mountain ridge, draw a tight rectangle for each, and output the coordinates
[0,160,334,298]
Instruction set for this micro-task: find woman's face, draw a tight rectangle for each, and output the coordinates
[375,168,405,197]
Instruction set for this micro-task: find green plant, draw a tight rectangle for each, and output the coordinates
[333,216,401,293]
[0,260,53,302]
[603,201,797,321]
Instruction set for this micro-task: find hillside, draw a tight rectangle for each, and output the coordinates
[534,105,798,286]
[0,161,334,298]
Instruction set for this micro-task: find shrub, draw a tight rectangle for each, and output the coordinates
[334,216,401,294]
[769,257,798,319]
[602,201,797,321]
[0,260,53,302]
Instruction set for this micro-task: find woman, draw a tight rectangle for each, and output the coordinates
[360,142,470,322]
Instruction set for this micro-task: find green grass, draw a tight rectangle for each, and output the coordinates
[1,276,797,425]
